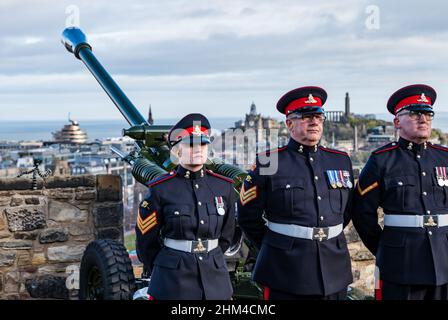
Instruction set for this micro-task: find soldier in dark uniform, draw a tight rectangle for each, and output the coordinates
[238,86,354,300]
[135,113,236,300]
[352,84,448,300]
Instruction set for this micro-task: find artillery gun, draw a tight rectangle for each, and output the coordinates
[61,27,260,300]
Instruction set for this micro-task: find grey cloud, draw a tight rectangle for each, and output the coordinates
[1,0,448,121]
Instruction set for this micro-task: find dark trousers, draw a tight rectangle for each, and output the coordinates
[381,281,448,300]
[264,287,347,300]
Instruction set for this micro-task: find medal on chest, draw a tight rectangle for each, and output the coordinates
[435,166,448,187]
[326,170,352,189]
[215,196,226,215]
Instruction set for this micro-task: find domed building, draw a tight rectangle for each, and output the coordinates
[52,118,88,144]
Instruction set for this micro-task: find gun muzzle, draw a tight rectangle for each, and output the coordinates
[61,27,91,60]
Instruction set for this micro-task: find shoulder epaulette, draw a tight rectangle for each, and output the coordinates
[319,146,349,156]
[373,142,399,155]
[146,171,177,187]
[257,146,288,157]
[205,169,234,183]
[429,143,448,152]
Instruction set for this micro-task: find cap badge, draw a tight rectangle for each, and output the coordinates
[192,125,203,136]
[305,94,317,104]
[417,93,429,103]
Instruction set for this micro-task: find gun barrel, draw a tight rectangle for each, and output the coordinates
[122,124,171,141]
[61,27,147,126]
[110,146,135,165]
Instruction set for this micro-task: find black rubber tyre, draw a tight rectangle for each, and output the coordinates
[79,239,136,300]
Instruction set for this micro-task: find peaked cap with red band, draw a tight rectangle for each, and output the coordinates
[387,84,436,115]
[168,113,211,147]
[276,86,327,116]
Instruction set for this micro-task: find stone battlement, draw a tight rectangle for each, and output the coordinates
[0,175,123,299]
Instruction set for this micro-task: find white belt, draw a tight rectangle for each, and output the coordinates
[164,238,219,253]
[266,221,343,241]
[384,214,448,228]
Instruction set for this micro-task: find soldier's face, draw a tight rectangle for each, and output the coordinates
[179,143,208,165]
[286,114,323,146]
[394,111,432,142]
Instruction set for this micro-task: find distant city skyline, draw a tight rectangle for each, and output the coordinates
[1,1,448,121]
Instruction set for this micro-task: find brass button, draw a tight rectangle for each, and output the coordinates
[195,184,199,189]
[198,256,203,261]
[286,184,291,189]
[174,211,179,215]
[422,172,426,176]
[317,196,322,200]
[423,192,427,196]
[417,155,421,159]
[315,176,319,180]
[428,231,433,236]
[198,202,202,206]
[200,220,204,224]
[398,181,403,186]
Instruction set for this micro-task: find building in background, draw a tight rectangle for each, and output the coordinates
[52,117,88,144]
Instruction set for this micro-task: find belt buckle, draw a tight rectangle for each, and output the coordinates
[423,215,438,227]
[312,227,329,242]
[192,240,208,253]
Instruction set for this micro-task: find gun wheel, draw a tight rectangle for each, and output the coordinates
[79,239,136,300]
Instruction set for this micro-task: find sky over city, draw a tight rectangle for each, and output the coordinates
[1,0,448,121]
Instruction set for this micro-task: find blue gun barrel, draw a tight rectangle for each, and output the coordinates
[61,27,147,126]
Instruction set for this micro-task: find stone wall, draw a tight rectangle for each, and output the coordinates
[345,223,376,299]
[345,208,385,299]
[0,174,123,299]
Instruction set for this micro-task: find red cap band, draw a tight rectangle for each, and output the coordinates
[175,126,209,141]
[285,96,322,115]
[394,95,432,114]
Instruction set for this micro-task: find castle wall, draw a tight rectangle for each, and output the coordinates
[0,174,123,299]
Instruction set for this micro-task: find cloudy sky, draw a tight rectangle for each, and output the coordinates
[1,0,448,121]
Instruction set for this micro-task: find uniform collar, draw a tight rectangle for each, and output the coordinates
[398,137,428,153]
[176,165,205,179]
[287,138,319,155]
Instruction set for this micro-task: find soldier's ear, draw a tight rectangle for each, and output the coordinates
[285,118,293,130]
[170,145,181,164]
[393,116,401,129]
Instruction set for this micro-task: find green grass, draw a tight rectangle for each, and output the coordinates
[124,232,136,251]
